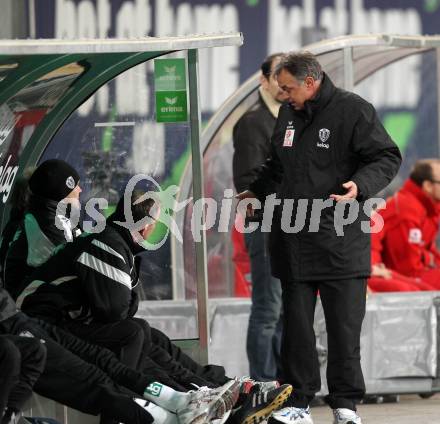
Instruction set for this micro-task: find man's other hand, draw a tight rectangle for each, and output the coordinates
[235,190,257,217]
[330,181,358,202]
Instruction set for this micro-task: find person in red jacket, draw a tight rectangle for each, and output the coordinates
[370,159,440,291]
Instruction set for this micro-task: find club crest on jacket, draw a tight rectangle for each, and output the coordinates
[319,128,330,142]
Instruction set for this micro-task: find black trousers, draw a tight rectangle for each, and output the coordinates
[0,337,19,415]
[63,318,146,370]
[0,315,153,424]
[281,278,367,411]
[149,325,229,389]
[0,335,46,416]
[64,316,228,390]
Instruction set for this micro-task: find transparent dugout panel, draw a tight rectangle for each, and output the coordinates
[354,50,438,196]
[0,61,85,216]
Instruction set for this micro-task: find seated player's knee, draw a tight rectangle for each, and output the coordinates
[0,338,21,375]
[131,318,152,345]
[118,319,146,347]
[25,338,47,371]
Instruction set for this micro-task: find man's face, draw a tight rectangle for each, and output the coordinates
[276,69,317,110]
[64,184,82,208]
[141,204,161,240]
[261,59,289,103]
[66,184,82,200]
[425,163,440,202]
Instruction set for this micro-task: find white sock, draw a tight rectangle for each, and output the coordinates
[143,382,189,412]
[135,398,178,424]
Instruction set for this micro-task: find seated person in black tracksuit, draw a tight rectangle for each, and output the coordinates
[5,160,153,372]
[4,159,83,302]
[10,188,292,424]
[4,161,228,386]
[0,287,239,424]
[0,334,46,424]
[0,162,240,423]
[4,161,229,386]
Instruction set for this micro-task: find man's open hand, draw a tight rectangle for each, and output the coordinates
[330,181,358,202]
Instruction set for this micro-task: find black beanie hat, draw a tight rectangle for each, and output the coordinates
[29,159,80,202]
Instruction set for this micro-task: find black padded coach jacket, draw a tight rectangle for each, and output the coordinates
[250,73,402,282]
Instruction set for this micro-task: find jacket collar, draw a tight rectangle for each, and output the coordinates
[107,218,144,255]
[401,179,439,216]
[300,72,336,120]
[28,194,60,216]
[258,87,282,118]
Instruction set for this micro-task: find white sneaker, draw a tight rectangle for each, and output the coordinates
[211,410,231,424]
[268,406,314,424]
[332,408,362,424]
[178,380,240,424]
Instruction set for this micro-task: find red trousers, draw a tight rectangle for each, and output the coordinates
[368,270,438,292]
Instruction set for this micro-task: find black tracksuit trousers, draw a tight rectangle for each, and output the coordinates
[0,337,19,415]
[63,316,229,390]
[63,318,147,370]
[0,335,46,415]
[0,314,156,424]
[281,278,367,411]
[149,326,229,389]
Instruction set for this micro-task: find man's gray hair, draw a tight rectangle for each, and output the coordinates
[275,51,323,82]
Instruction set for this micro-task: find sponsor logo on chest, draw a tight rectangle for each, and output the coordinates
[408,228,423,244]
[283,121,295,147]
[317,128,330,149]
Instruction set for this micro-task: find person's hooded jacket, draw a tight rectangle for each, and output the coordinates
[371,178,440,276]
[15,215,141,326]
[4,195,81,300]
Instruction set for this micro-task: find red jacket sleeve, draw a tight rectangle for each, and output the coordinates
[383,217,430,277]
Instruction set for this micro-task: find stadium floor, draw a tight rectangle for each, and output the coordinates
[311,394,440,423]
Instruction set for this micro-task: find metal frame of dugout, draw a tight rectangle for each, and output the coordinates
[0,33,242,423]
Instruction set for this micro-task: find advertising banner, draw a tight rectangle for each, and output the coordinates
[154,58,188,122]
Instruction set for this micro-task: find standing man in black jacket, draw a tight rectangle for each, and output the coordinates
[233,53,287,382]
[237,52,402,424]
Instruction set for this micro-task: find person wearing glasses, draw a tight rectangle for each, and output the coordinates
[370,159,440,291]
